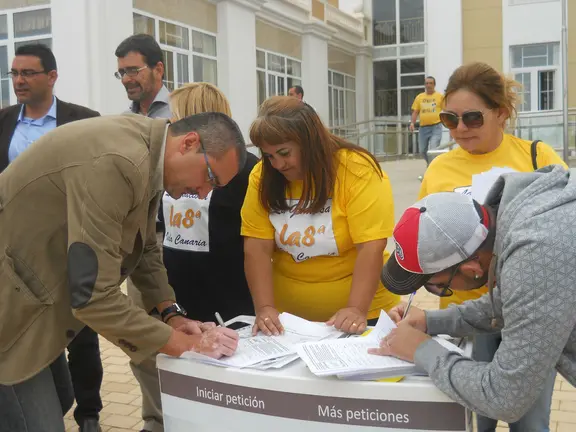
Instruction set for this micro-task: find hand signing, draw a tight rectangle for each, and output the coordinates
[368,322,430,362]
[192,327,239,359]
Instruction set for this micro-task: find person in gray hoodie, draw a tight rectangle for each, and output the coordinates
[375,164,576,424]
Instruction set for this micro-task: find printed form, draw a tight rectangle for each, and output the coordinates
[181,313,343,369]
[296,311,464,378]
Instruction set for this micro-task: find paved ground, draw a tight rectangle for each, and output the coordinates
[64,159,576,432]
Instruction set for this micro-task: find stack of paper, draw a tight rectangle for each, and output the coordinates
[471,167,517,204]
[296,311,464,380]
[180,313,343,370]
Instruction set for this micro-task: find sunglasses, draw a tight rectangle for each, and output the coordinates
[439,110,485,130]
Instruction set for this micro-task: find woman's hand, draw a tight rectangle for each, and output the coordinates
[327,307,367,334]
[252,305,284,336]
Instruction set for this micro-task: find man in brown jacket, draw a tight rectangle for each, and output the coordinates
[0,112,242,432]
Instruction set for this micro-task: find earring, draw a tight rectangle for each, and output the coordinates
[474,274,480,280]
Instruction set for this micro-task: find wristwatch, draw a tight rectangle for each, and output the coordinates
[160,303,188,323]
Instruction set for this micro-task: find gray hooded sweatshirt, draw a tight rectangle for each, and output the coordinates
[415,164,576,423]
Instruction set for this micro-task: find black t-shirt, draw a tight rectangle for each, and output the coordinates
[159,152,259,322]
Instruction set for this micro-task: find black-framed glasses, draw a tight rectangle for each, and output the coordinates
[199,139,221,188]
[423,262,463,297]
[439,110,485,130]
[114,66,147,80]
[7,70,45,79]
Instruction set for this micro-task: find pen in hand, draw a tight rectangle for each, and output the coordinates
[215,312,226,328]
[402,292,416,321]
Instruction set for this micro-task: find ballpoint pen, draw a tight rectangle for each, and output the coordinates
[402,292,416,321]
[215,312,226,328]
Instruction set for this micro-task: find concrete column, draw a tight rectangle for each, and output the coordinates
[215,0,266,145]
[51,0,133,114]
[301,22,333,125]
[355,47,373,124]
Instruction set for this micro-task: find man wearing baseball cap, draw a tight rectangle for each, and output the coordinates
[373,164,576,424]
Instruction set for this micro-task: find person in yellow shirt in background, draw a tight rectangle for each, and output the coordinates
[410,76,444,172]
[241,96,400,336]
[419,62,566,432]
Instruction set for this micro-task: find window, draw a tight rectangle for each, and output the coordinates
[256,49,301,107]
[0,7,52,109]
[133,12,218,91]
[374,57,425,117]
[373,0,424,46]
[511,43,559,112]
[328,70,356,127]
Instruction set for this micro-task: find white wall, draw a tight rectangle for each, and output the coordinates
[216,0,260,145]
[51,0,133,114]
[502,0,562,72]
[425,0,462,94]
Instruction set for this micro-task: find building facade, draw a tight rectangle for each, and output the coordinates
[371,0,575,121]
[0,0,373,145]
[0,0,572,147]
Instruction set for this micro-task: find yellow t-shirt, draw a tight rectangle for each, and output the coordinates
[412,92,443,126]
[241,149,400,321]
[419,134,567,308]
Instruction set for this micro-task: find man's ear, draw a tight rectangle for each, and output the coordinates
[459,257,484,279]
[48,70,58,87]
[179,131,201,154]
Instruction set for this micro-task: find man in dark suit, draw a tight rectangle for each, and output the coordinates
[0,43,103,432]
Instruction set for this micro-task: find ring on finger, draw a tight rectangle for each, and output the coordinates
[351,322,358,327]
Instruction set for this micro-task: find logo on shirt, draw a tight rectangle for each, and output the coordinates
[269,200,338,263]
[454,186,472,196]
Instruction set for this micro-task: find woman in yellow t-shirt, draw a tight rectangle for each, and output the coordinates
[241,96,399,336]
[419,62,566,432]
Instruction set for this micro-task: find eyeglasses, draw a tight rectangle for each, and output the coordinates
[423,262,462,297]
[439,110,485,130]
[7,70,45,79]
[199,139,221,188]
[114,66,147,80]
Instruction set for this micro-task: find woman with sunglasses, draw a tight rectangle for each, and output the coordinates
[241,96,399,336]
[418,62,566,432]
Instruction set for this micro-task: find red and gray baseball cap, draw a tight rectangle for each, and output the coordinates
[381,192,490,295]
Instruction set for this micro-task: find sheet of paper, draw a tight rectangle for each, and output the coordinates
[296,338,414,376]
[471,167,517,204]
[181,313,344,369]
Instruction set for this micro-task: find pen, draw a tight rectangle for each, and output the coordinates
[215,312,226,328]
[402,292,416,321]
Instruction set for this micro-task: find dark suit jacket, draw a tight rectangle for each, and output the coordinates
[0,98,100,173]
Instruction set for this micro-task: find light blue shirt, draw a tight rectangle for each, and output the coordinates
[8,96,57,163]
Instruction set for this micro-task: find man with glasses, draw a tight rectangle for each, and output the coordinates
[115,34,171,119]
[0,112,244,432]
[0,43,103,432]
[375,175,576,427]
[114,34,175,432]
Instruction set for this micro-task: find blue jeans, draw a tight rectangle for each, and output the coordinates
[473,332,556,432]
[0,353,73,432]
[418,123,442,165]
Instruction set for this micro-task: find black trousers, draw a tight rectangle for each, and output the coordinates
[67,326,104,424]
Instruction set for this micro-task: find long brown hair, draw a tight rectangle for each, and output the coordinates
[249,96,382,213]
[444,62,522,125]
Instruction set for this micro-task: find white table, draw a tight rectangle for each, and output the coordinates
[157,318,472,432]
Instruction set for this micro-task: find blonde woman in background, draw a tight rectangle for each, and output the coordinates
[132,82,259,432]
